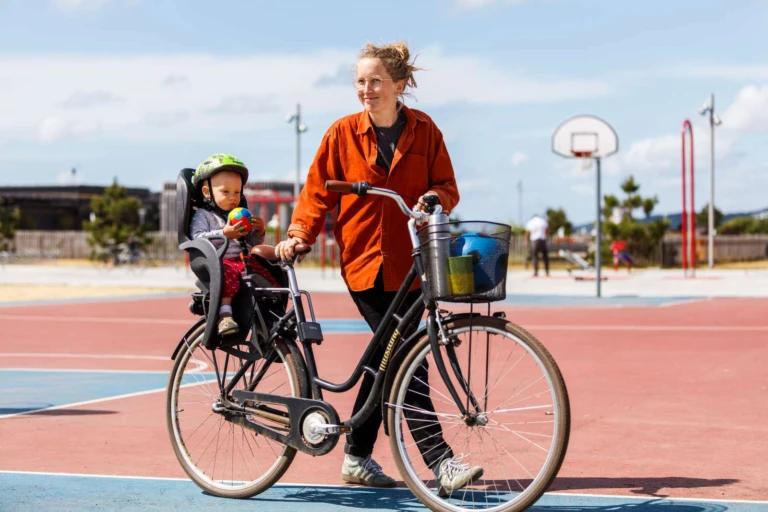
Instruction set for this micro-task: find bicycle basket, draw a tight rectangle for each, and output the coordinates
[417,221,511,303]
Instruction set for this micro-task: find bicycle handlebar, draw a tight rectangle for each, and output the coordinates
[324,180,431,222]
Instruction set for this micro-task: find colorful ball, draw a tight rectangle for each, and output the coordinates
[228,207,253,233]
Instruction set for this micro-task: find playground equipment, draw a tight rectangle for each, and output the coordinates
[681,119,695,278]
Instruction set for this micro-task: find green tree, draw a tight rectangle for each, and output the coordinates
[695,203,724,233]
[545,207,572,236]
[599,175,669,265]
[83,180,149,260]
[0,198,20,252]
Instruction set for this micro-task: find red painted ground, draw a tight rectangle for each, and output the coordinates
[1,294,766,500]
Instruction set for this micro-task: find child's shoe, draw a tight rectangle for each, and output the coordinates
[217,313,239,336]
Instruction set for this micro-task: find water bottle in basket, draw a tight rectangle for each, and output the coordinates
[424,211,452,299]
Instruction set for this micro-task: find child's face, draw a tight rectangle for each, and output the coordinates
[202,171,242,211]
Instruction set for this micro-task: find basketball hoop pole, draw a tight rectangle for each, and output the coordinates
[595,157,602,297]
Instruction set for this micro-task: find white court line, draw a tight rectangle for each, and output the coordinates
[0,353,208,372]
[0,368,170,374]
[0,470,766,506]
[0,314,189,325]
[1,353,168,360]
[1,313,767,332]
[0,386,168,420]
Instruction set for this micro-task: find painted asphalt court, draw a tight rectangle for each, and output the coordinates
[1,472,764,511]
[2,369,766,511]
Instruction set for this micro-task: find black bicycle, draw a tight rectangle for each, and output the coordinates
[166,177,570,512]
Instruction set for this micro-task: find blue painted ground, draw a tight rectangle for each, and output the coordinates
[0,370,170,416]
[0,472,763,512]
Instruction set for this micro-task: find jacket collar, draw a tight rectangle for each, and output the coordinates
[356,103,418,135]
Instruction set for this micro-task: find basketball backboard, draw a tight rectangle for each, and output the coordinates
[552,115,618,159]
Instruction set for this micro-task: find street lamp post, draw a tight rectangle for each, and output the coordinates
[698,93,722,268]
[286,103,308,206]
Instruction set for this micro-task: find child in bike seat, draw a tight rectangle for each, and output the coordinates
[189,153,280,336]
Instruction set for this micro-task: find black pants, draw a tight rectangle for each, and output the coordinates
[346,268,454,470]
[531,239,549,276]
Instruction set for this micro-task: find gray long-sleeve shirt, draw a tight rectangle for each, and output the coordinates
[190,208,264,260]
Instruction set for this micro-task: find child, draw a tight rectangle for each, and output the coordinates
[190,153,279,335]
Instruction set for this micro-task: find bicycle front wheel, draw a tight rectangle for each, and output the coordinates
[166,323,305,498]
[387,316,570,512]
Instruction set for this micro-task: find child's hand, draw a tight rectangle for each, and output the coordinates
[223,218,246,239]
[251,216,266,237]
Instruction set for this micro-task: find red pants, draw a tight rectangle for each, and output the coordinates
[222,257,280,298]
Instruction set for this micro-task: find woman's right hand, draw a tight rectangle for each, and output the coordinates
[275,236,307,261]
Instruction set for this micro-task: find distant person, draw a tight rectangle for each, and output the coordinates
[610,240,634,273]
[525,214,549,277]
[189,153,277,335]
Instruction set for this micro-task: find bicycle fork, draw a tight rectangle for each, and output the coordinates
[427,309,487,426]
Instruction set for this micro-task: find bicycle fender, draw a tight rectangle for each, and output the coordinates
[170,317,206,361]
[380,312,481,436]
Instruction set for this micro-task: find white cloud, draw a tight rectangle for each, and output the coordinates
[668,64,768,81]
[52,0,108,9]
[52,0,136,9]
[622,134,680,172]
[510,152,528,167]
[722,85,768,132]
[0,48,614,144]
[38,117,71,143]
[455,0,526,9]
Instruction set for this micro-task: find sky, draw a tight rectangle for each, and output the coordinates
[1,0,768,225]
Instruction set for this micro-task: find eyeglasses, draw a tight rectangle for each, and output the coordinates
[354,77,393,91]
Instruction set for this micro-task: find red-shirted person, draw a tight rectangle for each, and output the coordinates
[275,42,482,494]
[610,240,634,272]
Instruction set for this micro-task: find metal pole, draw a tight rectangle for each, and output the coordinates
[294,103,301,207]
[708,93,715,268]
[596,157,602,298]
[517,180,522,226]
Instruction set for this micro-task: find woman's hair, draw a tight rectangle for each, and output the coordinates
[359,41,422,98]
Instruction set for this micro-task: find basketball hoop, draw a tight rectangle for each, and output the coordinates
[573,150,594,170]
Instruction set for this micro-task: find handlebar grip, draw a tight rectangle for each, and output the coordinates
[325,180,353,193]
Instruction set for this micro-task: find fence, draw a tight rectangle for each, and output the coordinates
[661,234,768,267]
[14,231,763,268]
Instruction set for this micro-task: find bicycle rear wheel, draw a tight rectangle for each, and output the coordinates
[166,323,305,498]
[387,316,570,512]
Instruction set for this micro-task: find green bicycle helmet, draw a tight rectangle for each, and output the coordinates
[192,153,249,187]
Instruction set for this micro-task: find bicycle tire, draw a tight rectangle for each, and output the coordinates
[166,323,306,498]
[387,315,570,512]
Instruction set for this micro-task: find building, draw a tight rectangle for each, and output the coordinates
[0,185,159,231]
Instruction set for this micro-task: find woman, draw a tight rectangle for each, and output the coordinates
[276,42,481,493]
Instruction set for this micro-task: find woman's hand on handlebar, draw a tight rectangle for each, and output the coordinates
[275,236,307,261]
[414,191,440,212]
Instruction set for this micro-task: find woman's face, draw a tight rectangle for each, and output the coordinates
[355,58,404,116]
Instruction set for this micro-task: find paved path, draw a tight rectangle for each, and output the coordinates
[2,264,768,297]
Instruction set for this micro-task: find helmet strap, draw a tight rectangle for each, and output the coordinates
[203,178,230,221]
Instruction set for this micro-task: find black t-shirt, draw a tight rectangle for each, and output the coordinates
[374,111,406,173]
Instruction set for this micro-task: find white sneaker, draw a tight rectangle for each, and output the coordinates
[341,456,396,488]
[437,454,484,498]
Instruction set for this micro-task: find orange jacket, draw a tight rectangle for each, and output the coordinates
[288,105,460,292]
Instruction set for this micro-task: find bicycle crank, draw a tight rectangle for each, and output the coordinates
[230,390,342,456]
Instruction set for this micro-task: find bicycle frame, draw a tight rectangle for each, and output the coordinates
[203,185,483,438]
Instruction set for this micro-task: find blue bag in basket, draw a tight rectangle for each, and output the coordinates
[450,232,507,293]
